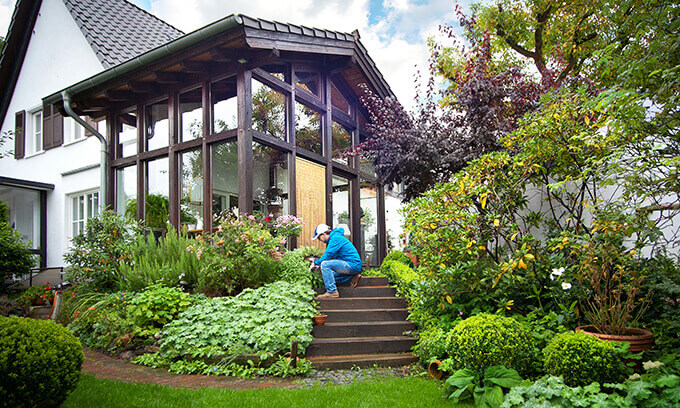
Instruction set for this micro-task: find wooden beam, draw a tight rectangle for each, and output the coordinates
[210,47,238,62]
[326,56,356,75]
[246,48,280,70]
[237,68,253,214]
[152,71,185,83]
[105,90,134,101]
[118,112,137,127]
[128,81,158,93]
[180,60,212,74]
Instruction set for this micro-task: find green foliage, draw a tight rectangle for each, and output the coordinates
[117,226,202,291]
[543,331,627,387]
[195,214,284,295]
[381,250,414,269]
[17,282,53,306]
[0,215,36,291]
[275,250,322,288]
[294,246,324,259]
[124,194,196,231]
[65,291,136,350]
[160,282,316,359]
[412,326,448,366]
[446,313,537,378]
[64,210,142,291]
[444,365,523,408]
[501,376,628,408]
[0,316,83,408]
[127,284,191,333]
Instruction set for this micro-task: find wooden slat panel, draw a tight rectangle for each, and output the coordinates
[296,157,326,249]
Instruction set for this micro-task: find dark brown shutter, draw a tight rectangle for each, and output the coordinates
[42,102,64,150]
[14,110,25,159]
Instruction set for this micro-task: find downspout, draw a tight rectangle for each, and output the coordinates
[61,91,107,208]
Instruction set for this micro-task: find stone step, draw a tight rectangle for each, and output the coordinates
[315,286,397,297]
[317,297,406,310]
[312,321,415,338]
[306,352,419,370]
[306,336,417,357]
[322,308,409,323]
[342,276,388,287]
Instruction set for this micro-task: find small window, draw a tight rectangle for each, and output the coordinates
[180,88,203,142]
[252,79,286,140]
[69,191,100,239]
[295,71,320,96]
[295,101,322,155]
[26,109,43,156]
[63,117,85,144]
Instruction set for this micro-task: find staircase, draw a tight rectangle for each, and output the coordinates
[306,276,418,370]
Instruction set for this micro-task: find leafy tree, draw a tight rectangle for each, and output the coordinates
[0,202,36,292]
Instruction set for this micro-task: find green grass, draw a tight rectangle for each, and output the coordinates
[63,374,468,408]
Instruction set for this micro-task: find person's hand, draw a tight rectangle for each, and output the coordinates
[307,257,320,272]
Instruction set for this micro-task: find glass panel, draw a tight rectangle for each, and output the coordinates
[116,165,137,217]
[331,82,351,115]
[262,64,288,82]
[359,133,376,176]
[253,142,289,218]
[212,76,238,133]
[360,180,379,267]
[252,79,286,140]
[145,100,169,151]
[34,112,42,150]
[118,110,137,157]
[180,87,203,142]
[146,157,170,229]
[295,102,322,155]
[179,150,204,231]
[0,186,41,248]
[332,121,352,165]
[211,141,238,222]
[358,111,369,130]
[385,185,403,251]
[332,176,351,240]
[295,71,320,96]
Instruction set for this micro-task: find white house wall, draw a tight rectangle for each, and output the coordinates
[0,0,105,267]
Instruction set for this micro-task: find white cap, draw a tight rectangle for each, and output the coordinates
[312,223,331,240]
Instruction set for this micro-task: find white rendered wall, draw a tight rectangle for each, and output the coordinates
[0,0,105,266]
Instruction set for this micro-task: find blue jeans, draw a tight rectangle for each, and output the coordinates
[320,260,360,293]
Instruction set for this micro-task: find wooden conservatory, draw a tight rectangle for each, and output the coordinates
[43,14,395,266]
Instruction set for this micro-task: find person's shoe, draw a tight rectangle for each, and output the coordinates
[350,274,362,288]
[317,291,339,299]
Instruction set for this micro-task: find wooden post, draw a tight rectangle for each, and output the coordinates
[237,68,253,214]
[290,338,298,367]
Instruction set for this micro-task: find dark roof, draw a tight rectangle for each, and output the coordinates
[63,0,184,69]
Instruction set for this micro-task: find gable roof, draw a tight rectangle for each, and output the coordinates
[0,0,184,130]
[64,0,184,68]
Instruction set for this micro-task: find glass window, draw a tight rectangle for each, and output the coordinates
[359,133,376,176]
[331,82,351,116]
[211,141,238,221]
[0,186,41,248]
[253,142,289,218]
[145,100,169,151]
[332,176,351,239]
[25,110,42,156]
[332,121,352,165]
[180,87,203,142]
[145,157,169,229]
[252,79,286,140]
[295,71,320,96]
[385,185,404,251]
[295,102,322,155]
[180,150,203,231]
[118,110,137,157]
[63,116,85,144]
[212,76,238,133]
[70,191,99,238]
[360,180,379,267]
[262,64,288,82]
[115,165,137,217]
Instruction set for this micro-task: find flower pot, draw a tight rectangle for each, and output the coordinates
[575,325,654,353]
[428,360,444,380]
[32,297,46,306]
[313,315,327,326]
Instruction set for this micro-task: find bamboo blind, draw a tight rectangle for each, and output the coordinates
[295,157,326,249]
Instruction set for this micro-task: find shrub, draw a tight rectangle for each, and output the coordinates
[543,331,627,387]
[413,326,448,365]
[65,291,135,350]
[64,210,141,291]
[127,284,191,333]
[118,226,202,291]
[293,245,324,259]
[380,250,413,270]
[0,216,36,292]
[0,316,83,408]
[275,250,322,288]
[446,313,536,377]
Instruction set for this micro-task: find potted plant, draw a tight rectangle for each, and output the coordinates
[20,282,53,306]
[573,238,653,352]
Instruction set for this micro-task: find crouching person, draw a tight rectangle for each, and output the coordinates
[312,224,363,298]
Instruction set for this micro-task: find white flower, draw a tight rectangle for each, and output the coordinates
[561,282,572,290]
[643,361,663,371]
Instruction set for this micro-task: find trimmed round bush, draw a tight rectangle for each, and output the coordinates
[0,316,84,408]
[543,331,626,387]
[446,313,536,377]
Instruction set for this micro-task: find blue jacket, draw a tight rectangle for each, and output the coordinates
[314,228,363,272]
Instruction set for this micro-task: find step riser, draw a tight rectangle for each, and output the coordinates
[306,339,417,356]
[312,323,415,338]
[315,287,397,297]
[324,309,409,323]
[310,355,419,370]
[318,298,406,310]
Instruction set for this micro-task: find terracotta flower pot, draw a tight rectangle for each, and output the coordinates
[575,325,654,353]
[428,360,444,380]
[313,315,328,326]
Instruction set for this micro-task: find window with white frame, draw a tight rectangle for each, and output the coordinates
[69,191,100,238]
[26,109,43,155]
[63,117,85,144]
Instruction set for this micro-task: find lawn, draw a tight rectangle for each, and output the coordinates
[63,374,467,408]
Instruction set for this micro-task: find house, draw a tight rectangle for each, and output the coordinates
[0,0,400,270]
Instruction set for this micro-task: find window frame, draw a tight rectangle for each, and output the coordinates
[67,189,100,242]
[25,107,43,156]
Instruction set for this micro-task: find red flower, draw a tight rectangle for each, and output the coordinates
[264,216,271,222]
